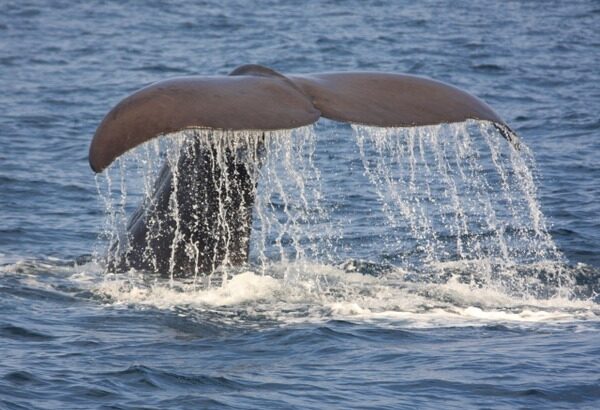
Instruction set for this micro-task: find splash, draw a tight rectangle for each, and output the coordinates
[69,260,597,328]
[354,120,568,296]
[94,126,328,281]
[94,120,573,303]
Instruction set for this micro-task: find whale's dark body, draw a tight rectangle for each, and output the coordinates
[91,64,514,276]
[109,139,258,276]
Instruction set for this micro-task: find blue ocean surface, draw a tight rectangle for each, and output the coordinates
[1,1,600,409]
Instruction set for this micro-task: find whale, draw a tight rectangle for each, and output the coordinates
[90,64,515,277]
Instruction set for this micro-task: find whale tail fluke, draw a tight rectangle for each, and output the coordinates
[89,64,513,172]
[91,65,517,277]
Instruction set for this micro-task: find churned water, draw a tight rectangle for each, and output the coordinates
[1,1,599,409]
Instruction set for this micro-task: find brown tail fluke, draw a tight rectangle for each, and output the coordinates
[91,64,516,277]
[89,64,511,172]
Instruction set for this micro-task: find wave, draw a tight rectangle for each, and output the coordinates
[3,258,596,330]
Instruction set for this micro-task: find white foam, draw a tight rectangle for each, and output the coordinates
[66,260,599,328]
[90,270,282,309]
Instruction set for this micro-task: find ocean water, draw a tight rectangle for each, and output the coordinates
[1,1,600,409]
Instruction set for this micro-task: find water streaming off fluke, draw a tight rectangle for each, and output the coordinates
[94,120,569,298]
[353,120,567,294]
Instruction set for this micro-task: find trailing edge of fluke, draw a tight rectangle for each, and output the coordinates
[89,64,514,173]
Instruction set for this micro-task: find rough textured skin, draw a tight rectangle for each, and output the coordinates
[110,138,259,277]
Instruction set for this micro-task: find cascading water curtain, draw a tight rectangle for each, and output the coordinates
[251,126,332,274]
[94,126,331,281]
[353,120,568,295]
[94,121,569,297]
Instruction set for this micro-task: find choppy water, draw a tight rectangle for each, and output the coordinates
[1,1,600,409]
